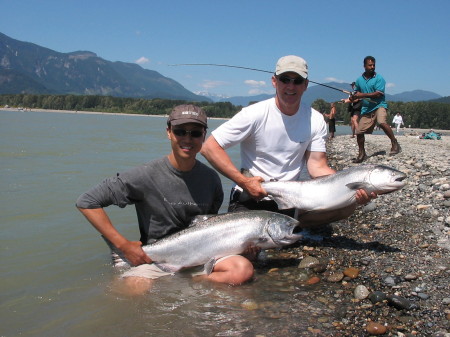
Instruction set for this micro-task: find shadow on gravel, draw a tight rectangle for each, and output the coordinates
[371,150,387,157]
[305,236,401,253]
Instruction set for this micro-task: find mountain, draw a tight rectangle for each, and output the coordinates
[218,82,443,107]
[430,96,450,103]
[388,90,441,102]
[0,33,209,101]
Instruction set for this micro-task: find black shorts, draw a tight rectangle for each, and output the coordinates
[228,188,296,218]
[328,119,336,133]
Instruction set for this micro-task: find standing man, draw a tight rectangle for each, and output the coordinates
[343,82,362,138]
[201,55,372,216]
[323,102,336,139]
[392,112,404,133]
[351,56,401,163]
[76,104,254,295]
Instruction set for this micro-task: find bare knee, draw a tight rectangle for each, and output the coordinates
[209,256,254,285]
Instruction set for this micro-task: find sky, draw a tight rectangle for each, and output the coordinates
[1,0,449,98]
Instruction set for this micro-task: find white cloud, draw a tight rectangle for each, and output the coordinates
[324,77,345,83]
[200,80,228,90]
[135,57,150,65]
[386,83,395,89]
[244,80,266,87]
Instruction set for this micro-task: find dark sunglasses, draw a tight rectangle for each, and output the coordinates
[172,128,204,138]
[277,75,305,85]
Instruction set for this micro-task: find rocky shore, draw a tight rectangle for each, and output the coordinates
[299,135,450,337]
[270,134,450,336]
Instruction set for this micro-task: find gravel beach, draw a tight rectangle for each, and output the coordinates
[271,133,450,336]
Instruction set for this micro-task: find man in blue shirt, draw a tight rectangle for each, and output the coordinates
[350,56,401,163]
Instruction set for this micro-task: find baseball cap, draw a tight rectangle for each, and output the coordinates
[167,104,207,128]
[275,55,308,78]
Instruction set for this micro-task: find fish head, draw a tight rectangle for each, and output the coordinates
[368,165,407,194]
[265,212,303,247]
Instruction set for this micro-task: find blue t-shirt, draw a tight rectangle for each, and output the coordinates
[354,73,388,115]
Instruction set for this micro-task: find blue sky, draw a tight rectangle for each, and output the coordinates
[1,0,449,98]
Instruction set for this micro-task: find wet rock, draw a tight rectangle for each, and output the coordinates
[368,291,387,304]
[241,299,259,310]
[386,295,416,310]
[298,256,320,269]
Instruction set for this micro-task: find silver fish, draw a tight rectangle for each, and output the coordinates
[105,210,302,273]
[241,164,407,228]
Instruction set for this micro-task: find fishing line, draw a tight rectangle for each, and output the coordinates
[169,63,353,95]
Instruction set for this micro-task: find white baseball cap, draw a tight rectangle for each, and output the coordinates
[275,55,308,78]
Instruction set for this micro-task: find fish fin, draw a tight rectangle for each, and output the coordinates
[203,258,217,275]
[190,214,217,226]
[345,182,370,190]
[267,195,296,210]
[153,262,179,273]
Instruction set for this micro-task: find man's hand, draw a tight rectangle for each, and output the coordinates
[120,240,153,266]
[241,176,267,200]
[355,189,377,205]
[241,245,261,262]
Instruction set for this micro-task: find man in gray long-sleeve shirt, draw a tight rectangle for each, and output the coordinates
[76,105,255,295]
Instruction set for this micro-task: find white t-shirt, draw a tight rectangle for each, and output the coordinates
[212,97,327,182]
[392,115,403,125]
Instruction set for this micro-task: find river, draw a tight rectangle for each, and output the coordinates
[1,108,363,337]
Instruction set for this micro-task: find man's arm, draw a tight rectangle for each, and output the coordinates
[77,207,152,266]
[201,135,266,199]
[305,150,336,178]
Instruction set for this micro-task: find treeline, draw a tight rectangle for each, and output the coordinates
[312,99,450,130]
[1,94,449,129]
[0,94,241,119]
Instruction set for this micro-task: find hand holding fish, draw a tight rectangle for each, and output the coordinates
[119,240,153,266]
[355,189,377,205]
[241,175,267,200]
[241,244,261,261]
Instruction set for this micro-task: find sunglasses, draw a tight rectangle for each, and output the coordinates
[172,128,204,138]
[277,75,305,85]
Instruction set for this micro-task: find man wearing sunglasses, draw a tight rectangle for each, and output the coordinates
[202,55,373,217]
[77,104,255,295]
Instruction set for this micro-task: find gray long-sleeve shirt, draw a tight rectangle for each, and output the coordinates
[76,156,223,243]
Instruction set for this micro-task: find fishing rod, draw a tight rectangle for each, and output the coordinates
[169,63,353,95]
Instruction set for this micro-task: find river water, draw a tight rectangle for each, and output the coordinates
[1,109,360,337]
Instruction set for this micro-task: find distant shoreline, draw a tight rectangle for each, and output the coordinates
[0,107,229,121]
[1,107,449,134]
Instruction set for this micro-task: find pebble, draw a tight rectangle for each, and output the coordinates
[326,272,344,283]
[386,295,416,310]
[298,256,319,269]
[306,276,320,285]
[354,285,370,299]
[404,273,419,281]
[368,291,387,304]
[343,267,359,279]
[384,276,397,286]
[241,300,259,310]
[366,322,387,335]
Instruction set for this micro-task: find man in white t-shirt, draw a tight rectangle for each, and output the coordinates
[392,113,404,133]
[201,55,373,216]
